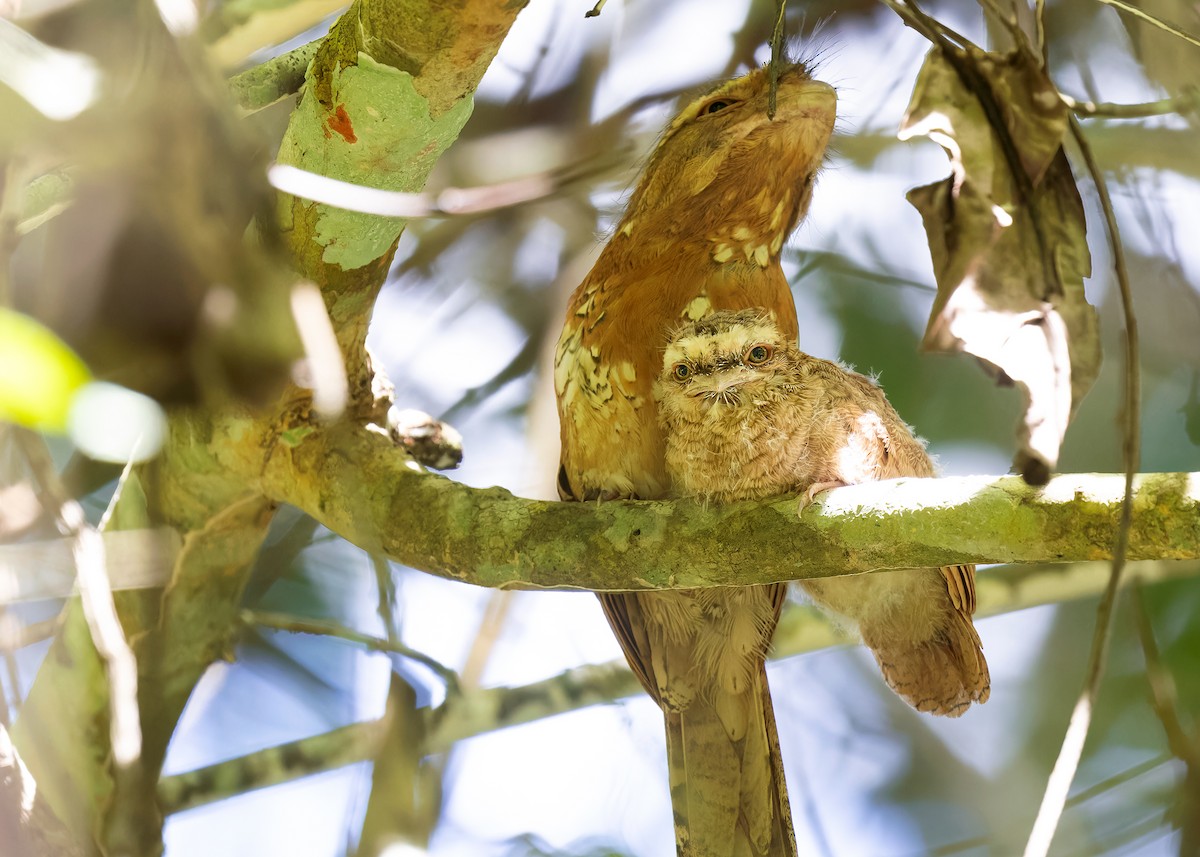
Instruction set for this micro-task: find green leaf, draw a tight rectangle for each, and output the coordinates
[0,308,91,431]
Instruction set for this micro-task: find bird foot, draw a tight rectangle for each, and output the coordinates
[797,480,847,516]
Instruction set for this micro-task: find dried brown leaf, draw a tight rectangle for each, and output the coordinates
[900,46,1101,484]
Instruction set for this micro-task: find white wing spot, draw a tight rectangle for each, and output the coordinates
[684,295,712,320]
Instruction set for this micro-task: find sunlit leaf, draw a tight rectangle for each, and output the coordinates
[900,46,1101,484]
[0,308,92,432]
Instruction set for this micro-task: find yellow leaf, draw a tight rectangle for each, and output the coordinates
[0,308,92,432]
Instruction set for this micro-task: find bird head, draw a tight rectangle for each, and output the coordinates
[656,309,796,415]
[619,63,836,245]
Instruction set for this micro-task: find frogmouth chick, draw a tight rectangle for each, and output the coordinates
[656,309,991,717]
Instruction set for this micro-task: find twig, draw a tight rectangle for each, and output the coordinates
[15,433,142,771]
[159,660,641,813]
[76,546,140,768]
[878,0,943,44]
[1095,0,1200,48]
[243,609,460,692]
[935,807,1171,857]
[1034,0,1047,64]
[584,0,607,17]
[1132,586,1200,767]
[1065,811,1175,856]
[68,521,143,769]
[979,0,1037,56]
[1020,115,1142,857]
[157,719,387,814]
[789,248,937,292]
[1065,752,1174,808]
[1128,580,1200,849]
[227,40,319,113]
[459,592,512,690]
[96,454,136,533]
[268,152,616,220]
[1063,87,1200,119]
[922,753,1174,856]
[13,433,148,854]
[371,554,401,644]
[0,617,57,652]
[880,0,975,49]
[768,0,787,119]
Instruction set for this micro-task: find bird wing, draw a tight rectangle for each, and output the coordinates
[819,361,980,620]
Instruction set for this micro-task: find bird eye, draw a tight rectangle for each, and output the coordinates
[672,363,691,381]
[704,99,734,115]
[745,345,772,365]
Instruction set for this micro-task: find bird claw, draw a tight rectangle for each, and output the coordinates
[796,480,847,517]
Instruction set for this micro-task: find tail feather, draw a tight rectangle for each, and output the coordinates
[664,663,795,857]
[803,565,989,718]
[868,608,990,717]
[601,588,795,854]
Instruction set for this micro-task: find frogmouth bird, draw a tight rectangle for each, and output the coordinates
[555,60,836,857]
[656,308,991,718]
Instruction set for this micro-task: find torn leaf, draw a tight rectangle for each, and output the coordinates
[900,46,1101,485]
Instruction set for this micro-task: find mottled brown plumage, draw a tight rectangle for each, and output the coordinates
[656,310,991,717]
[555,61,835,857]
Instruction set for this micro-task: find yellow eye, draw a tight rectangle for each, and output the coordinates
[672,363,691,381]
[703,99,735,115]
[745,344,772,365]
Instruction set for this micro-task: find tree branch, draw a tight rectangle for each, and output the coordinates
[9,467,1197,602]
[259,420,1200,589]
[228,41,319,113]
[157,558,1200,814]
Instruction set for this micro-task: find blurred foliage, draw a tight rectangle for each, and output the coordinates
[1,0,1199,856]
[0,307,91,431]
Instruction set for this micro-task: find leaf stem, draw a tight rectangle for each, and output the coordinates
[1095,0,1200,48]
[1020,112,1142,857]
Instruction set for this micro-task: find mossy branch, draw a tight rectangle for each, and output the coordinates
[260,420,1200,590]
